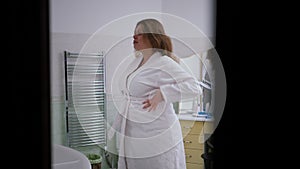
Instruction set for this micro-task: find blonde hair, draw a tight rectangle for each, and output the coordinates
[136,18,179,63]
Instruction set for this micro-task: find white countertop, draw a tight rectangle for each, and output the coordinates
[177,112,214,121]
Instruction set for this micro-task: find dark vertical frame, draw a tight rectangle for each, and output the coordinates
[213,0,238,169]
[6,0,51,169]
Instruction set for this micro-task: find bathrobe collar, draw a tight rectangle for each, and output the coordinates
[131,51,162,73]
[125,51,162,85]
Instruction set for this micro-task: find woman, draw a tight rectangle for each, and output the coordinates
[109,18,201,169]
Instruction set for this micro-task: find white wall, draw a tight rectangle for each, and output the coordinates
[50,0,163,34]
[162,0,216,42]
[50,0,215,41]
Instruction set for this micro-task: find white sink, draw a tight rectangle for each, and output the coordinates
[52,144,91,169]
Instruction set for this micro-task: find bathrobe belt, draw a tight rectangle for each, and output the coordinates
[121,90,148,103]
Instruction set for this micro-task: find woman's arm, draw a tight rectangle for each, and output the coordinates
[160,75,201,103]
[143,58,202,110]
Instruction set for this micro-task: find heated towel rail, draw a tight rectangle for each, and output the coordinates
[64,50,106,148]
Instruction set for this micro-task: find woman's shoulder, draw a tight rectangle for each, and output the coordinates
[161,55,181,67]
[155,53,178,64]
[149,54,182,72]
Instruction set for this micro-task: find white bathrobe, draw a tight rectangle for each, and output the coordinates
[110,51,201,169]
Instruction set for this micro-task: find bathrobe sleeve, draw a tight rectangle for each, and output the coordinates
[158,57,202,103]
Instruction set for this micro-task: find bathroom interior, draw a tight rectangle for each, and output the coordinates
[50,0,226,169]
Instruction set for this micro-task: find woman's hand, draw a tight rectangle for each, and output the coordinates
[143,89,164,111]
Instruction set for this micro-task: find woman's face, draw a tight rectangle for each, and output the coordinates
[133,24,152,51]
